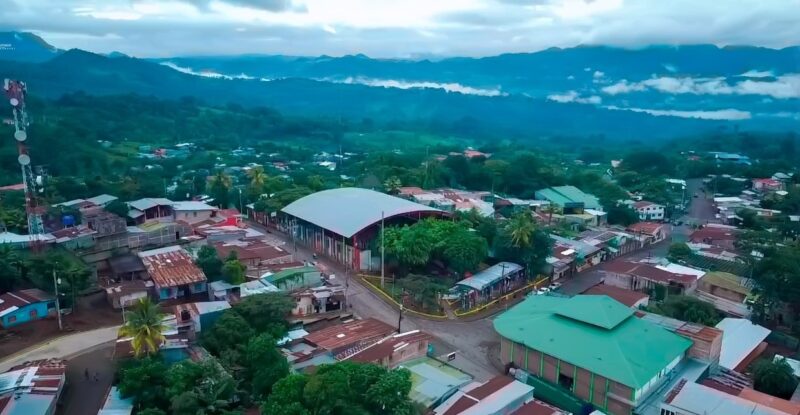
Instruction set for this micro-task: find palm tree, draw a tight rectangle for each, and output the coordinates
[383,176,402,195]
[118,298,167,357]
[208,170,233,190]
[247,166,268,190]
[506,212,535,248]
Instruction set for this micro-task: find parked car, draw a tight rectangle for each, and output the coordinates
[536,287,551,295]
[549,282,562,291]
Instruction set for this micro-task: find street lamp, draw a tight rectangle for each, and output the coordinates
[52,269,62,331]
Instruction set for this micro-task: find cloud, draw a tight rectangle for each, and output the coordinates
[181,0,305,12]
[604,105,751,120]
[601,74,800,99]
[160,61,268,80]
[333,77,507,96]
[740,70,774,78]
[593,70,604,79]
[547,90,602,104]
[2,0,800,57]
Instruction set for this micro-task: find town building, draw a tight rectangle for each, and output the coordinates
[0,289,55,328]
[752,178,784,193]
[689,225,739,251]
[207,278,279,302]
[173,301,230,340]
[659,379,797,415]
[279,188,447,271]
[98,386,134,415]
[171,201,219,225]
[304,317,397,360]
[261,266,323,292]
[348,330,432,368]
[0,358,67,415]
[50,225,96,250]
[432,375,562,415]
[695,272,753,318]
[715,318,771,372]
[534,186,602,212]
[138,246,208,302]
[495,295,692,415]
[551,235,604,271]
[451,262,524,309]
[583,284,650,309]
[602,261,701,295]
[626,222,666,244]
[127,198,174,224]
[401,356,474,409]
[105,279,152,310]
[213,238,293,270]
[632,201,665,221]
[291,286,345,317]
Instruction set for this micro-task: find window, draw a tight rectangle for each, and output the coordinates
[193,211,197,217]
[29,309,37,319]
[660,409,676,415]
[558,373,574,390]
[8,315,16,324]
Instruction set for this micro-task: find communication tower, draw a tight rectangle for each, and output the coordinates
[4,79,45,247]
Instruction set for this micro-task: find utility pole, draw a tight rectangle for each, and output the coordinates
[397,304,403,333]
[52,269,62,331]
[381,211,385,287]
[238,188,243,214]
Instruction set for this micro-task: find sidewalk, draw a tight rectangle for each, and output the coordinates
[0,325,120,372]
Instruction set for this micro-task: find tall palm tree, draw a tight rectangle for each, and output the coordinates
[506,212,535,248]
[208,170,233,190]
[247,166,268,190]
[118,298,167,357]
[383,176,402,195]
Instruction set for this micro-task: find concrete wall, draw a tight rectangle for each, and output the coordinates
[174,210,215,224]
[500,336,635,415]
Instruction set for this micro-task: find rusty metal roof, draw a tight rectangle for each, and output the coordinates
[138,246,207,288]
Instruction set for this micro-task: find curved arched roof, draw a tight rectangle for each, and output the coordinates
[281,188,442,238]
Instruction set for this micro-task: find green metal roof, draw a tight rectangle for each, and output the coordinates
[536,186,602,210]
[264,266,318,283]
[554,296,633,330]
[494,295,692,388]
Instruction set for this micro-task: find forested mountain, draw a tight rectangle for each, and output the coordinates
[0,32,798,142]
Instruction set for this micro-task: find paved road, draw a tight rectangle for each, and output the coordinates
[252,223,500,381]
[0,325,120,372]
[57,343,116,415]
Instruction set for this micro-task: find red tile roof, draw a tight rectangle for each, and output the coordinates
[583,284,649,307]
[603,262,697,285]
[690,226,739,243]
[138,246,207,288]
[633,201,658,209]
[304,318,396,353]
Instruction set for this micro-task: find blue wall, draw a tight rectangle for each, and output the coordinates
[1,301,53,328]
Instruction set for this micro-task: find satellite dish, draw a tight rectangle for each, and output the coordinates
[18,154,30,166]
[14,130,26,142]
[9,98,18,107]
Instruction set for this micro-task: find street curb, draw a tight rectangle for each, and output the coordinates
[0,324,121,366]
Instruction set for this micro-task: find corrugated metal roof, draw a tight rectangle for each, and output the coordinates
[172,201,218,211]
[494,295,692,388]
[128,197,173,211]
[716,318,771,370]
[455,262,522,292]
[86,194,118,206]
[138,246,207,288]
[281,188,443,238]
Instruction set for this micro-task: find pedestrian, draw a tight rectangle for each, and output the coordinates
[94,372,99,382]
[84,368,89,381]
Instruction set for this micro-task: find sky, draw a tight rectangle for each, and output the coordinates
[1,0,799,58]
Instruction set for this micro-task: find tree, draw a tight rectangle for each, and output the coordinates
[505,212,535,248]
[397,274,449,312]
[263,362,414,415]
[244,333,289,398]
[221,251,247,285]
[104,199,130,219]
[248,166,268,190]
[118,298,168,357]
[382,225,434,271]
[137,409,167,415]
[752,358,799,399]
[442,228,488,274]
[209,171,233,208]
[606,205,640,226]
[0,246,23,292]
[233,293,293,338]
[383,176,402,195]
[667,242,692,262]
[202,310,256,358]
[167,359,238,415]
[196,245,223,281]
[646,295,721,326]
[117,356,169,410]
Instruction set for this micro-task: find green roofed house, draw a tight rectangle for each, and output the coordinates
[535,186,602,213]
[262,266,323,292]
[494,295,692,415]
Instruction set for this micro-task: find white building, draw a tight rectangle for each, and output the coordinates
[633,201,665,221]
[172,201,219,224]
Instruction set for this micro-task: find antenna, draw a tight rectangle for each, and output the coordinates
[4,79,45,250]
